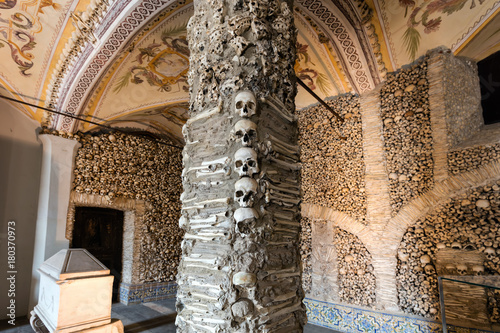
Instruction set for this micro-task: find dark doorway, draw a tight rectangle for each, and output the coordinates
[72,207,124,301]
[478,50,500,125]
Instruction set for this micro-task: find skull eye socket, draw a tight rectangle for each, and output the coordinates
[248,130,256,137]
[247,160,256,167]
[248,102,255,109]
[235,130,244,138]
[236,101,244,109]
[235,190,244,197]
[235,160,243,168]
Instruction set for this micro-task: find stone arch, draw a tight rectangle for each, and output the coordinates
[395,177,500,319]
[302,212,376,308]
[301,203,368,236]
[386,159,500,253]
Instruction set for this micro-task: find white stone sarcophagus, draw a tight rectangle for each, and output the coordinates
[31,249,115,332]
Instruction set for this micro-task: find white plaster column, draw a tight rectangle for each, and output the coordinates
[29,134,80,309]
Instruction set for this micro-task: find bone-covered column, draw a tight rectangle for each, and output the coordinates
[176,0,306,332]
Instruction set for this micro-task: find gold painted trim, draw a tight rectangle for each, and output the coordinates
[323,43,350,93]
[146,47,189,85]
[82,1,192,124]
[364,0,394,73]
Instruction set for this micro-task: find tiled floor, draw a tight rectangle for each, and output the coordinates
[0,298,340,332]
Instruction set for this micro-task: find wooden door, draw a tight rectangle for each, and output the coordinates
[72,207,124,301]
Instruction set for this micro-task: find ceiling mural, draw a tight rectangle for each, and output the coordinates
[295,0,383,93]
[295,11,348,109]
[0,0,498,139]
[82,4,192,138]
[111,25,189,94]
[0,0,73,118]
[378,0,500,68]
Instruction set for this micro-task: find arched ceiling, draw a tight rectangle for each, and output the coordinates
[0,0,499,144]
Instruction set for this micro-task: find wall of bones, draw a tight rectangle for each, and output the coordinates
[299,48,500,320]
[57,43,500,324]
[68,131,183,283]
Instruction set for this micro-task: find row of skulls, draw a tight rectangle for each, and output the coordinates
[232,90,261,291]
[233,90,259,237]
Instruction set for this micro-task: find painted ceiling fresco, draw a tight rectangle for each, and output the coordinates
[0,0,498,142]
[0,0,73,118]
[377,0,500,68]
[294,11,348,109]
[81,4,193,140]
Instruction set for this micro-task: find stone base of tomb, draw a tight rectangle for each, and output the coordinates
[30,311,123,333]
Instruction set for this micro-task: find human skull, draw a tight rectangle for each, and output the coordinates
[424,264,436,275]
[415,227,424,238]
[235,91,257,118]
[485,247,496,260]
[234,148,259,177]
[235,178,258,207]
[436,242,446,249]
[420,254,431,266]
[445,264,456,275]
[451,241,462,250]
[234,119,257,147]
[251,19,269,40]
[249,0,268,18]
[234,207,258,235]
[456,264,468,275]
[472,264,484,276]
[398,250,409,262]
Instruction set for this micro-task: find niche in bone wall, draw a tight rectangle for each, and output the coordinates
[448,143,500,175]
[334,227,375,307]
[72,131,183,283]
[380,57,433,215]
[298,94,367,223]
[396,180,500,320]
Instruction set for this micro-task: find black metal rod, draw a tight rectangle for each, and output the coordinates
[3,81,346,147]
[296,77,344,123]
[0,93,114,129]
[0,93,183,149]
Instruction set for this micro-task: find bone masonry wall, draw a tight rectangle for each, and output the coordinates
[68,131,183,284]
[176,0,306,331]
